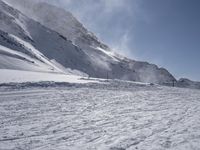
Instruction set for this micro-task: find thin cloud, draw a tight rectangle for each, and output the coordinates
[112,33,132,57]
[57,0,141,57]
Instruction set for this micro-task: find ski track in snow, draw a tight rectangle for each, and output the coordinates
[0,83,200,150]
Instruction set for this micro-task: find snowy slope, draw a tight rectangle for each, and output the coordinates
[0,69,97,84]
[1,80,200,150]
[0,30,64,72]
[1,0,176,84]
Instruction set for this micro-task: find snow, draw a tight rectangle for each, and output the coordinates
[0,45,32,60]
[0,69,97,84]
[0,44,57,72]
[13,14,32,40]
[0,81,200,150]
[96,47,120,62]
[10,35,63,73]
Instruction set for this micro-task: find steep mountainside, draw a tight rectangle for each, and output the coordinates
[4,0,109,50]
[0,0,176,84]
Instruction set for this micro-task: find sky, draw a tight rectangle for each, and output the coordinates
[6,0,200,81]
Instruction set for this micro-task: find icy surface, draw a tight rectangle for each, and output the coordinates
[0,81,200,150]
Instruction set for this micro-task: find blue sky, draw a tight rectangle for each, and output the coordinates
[52,0,200,81]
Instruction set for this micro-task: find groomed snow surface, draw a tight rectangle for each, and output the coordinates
[1,77,200,150]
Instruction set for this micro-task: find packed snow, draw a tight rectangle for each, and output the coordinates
[0,80,200,150]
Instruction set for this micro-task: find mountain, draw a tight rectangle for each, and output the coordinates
[4,0,109,50]
[177,78,200,90]
[0,0,176,84]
